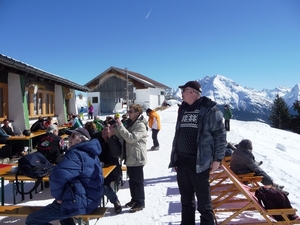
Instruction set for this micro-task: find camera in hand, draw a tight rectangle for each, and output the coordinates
[108,119,116,125]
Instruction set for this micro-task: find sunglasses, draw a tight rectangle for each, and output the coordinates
[128,110,135,114]
[181,88,193,93]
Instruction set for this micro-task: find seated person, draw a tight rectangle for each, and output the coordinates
[93,115,105,131]
[30,116,47,149]
[84,121,101,140]
[30,116,46,132]
[67,113,74,123]
[121,114,129,127]
[98,124,122,214]
[70,115,83,130]
[26,127,104,225]
[85,121,122,213]
[44,116,54,128]
[37,125,67,164]
[0,126,10,144]
[230,139,285,190]
[1,119,24,157]
[0,127,12,158]
[1,119,15,136]
[104,116,114,126]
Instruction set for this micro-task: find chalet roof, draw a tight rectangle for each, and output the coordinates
[0,54,90,92]
[84,66,170,89]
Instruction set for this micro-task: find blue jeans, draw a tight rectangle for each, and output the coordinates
[104,185,118,203]
[25,200,75,225]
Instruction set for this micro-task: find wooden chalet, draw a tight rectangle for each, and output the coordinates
[0,54,89,131]
[85,66,170,113]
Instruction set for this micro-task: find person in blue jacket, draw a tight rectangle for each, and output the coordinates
[26,127,104,225]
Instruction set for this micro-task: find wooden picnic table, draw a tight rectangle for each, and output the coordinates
[6,135,34,158]
[6,126,69,157]
[0,164,116,205]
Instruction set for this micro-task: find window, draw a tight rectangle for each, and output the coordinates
[92,97,98,104]
[27,89,55,118]
[0,83,8,120]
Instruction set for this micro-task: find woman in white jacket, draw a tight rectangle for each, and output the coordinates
[114,104,148,213]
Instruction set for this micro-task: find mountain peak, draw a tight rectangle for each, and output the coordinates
[167,75,299,123]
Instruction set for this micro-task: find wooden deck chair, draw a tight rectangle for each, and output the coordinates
[213,164,299,225]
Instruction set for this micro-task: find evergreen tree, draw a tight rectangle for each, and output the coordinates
[269,94,290,129]
[293,100,300,115]
[290,100,300,133]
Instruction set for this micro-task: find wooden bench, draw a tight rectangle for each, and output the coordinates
[0,205,107,225]
[213,163,299,224]
[0,170,50,205]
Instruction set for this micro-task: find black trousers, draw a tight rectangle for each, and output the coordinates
[225,119,230,131]
[127,166,145,207]
[255,170,273,185]
[177,156,215,225]
[151,129,160,147]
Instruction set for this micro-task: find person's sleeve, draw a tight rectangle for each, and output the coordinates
[50,151,82,200]
[107,135,122,158]
[0,129,9,137]
[209,108,227,161]
[117,122,146,144]
[243,157,262,173]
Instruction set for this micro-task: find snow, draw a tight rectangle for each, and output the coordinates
[1,104,300,225]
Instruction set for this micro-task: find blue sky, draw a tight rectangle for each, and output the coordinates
[1,0,299,91]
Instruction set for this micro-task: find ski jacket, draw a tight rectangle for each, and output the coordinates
[50,139,104,217]
[169,97,227,173]
[37,133,65,164]
[148,110,161,130]
[115,114,148,167]
[230,146,263,174]
[223,107,232,120]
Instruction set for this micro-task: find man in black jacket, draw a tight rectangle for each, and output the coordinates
[37,125,66,164]
[30,116,46,132]
[84,121,122,213]
[1,119,15,136]
[169,81,227,225]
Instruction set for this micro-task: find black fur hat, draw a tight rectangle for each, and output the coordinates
[238,139,253,150]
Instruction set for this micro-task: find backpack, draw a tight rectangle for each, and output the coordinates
[22,129,31,136]
[15,152,54,198]
[255,187,298,221]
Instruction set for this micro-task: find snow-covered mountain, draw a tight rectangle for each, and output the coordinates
[167,75,300,123]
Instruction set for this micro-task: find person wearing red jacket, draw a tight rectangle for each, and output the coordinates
[146,108,161,150]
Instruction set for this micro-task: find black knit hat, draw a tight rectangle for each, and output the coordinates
[238,139,253,150]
